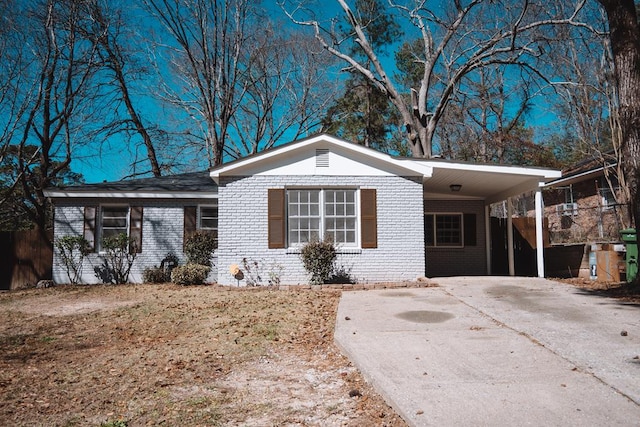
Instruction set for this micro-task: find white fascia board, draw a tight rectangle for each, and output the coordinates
[544,165,612,188]
[485,179,547,205]
[420,160,562,180]
[44,191,218,199]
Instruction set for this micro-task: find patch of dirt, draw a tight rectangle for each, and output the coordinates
[0,284,406,426]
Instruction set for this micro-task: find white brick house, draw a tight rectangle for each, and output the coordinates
[45,134,561,285]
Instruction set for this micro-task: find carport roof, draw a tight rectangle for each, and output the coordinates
[414,157,561,203]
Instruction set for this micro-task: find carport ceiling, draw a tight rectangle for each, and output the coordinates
[423,165,557,204]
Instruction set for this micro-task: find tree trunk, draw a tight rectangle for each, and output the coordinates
[598,0,640,283]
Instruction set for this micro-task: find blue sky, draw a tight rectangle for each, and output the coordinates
[69,0,565,184]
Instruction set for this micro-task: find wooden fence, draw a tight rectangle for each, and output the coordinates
[0,229,52,290]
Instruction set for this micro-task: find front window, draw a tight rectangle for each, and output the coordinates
[199,206,218,231]
[287,189,357,246]
[101,206,129,241]
[425,213,463,247]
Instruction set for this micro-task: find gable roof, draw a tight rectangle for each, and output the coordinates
[44,170,217,199]
[210,133,434,180]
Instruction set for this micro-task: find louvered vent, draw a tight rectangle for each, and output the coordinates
[316,149,329,167]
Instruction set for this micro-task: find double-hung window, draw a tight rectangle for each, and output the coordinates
[425,213,463,247]
[287,189,357,246]
[101,206,129,241]
[83,205,142,253]
[199,206,218,231]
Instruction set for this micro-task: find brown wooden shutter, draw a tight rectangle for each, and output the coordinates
[184,206,197,249]
[360,189,377,249]
[129,206,143,254]
[464,213,477,246]
[84,206,97,252]
[268,189,285,249]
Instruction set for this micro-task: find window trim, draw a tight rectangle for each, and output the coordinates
[424,212,464,248]
[286,187,360,249]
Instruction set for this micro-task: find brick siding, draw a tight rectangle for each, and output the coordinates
[217,175,425,285]
[52,199,218,284]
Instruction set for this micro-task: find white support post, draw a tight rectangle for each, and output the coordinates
[485,205,492,275]
[535,186,545,278]
[507,198,515,276]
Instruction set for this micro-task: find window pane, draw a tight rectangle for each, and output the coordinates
[323,189,356,245]
[101,206,129,249]
[287,190,320,245]
[425,214,464,247]
[199,206,218,230]
[102,207,128,233]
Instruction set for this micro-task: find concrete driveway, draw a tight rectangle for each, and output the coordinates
[334,277,640,426]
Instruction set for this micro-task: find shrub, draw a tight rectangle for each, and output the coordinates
[242,258,264,286]
[142,266,167,283]
[300,238,337,285]
[268,262,284,286]
[327,265,357,284]
[171,263,211,285]
[142,253,180,284]
[94,233,138,284]
[55,236,91,285]
[184,232,217,267]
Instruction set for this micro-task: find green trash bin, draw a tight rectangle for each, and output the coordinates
[621,228,637,282]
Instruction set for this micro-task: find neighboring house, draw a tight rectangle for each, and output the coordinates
[45,134,561,285]
[541,156,630,244]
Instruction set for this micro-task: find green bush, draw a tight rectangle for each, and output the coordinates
[55,235,91,285]
[170,263,211,285]
[184,232,217,267]
[300,238,337,285]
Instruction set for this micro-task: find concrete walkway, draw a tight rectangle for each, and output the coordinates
[334,277,640,426]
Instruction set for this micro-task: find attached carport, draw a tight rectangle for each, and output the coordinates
[413,158,561,277]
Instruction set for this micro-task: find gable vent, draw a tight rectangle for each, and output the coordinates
[316,149,330,167]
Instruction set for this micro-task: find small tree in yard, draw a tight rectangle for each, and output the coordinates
[300,238,337,286]
[96,233,138,284]
[55,236,91,285]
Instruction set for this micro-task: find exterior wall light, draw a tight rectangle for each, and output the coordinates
[450,184,462,192]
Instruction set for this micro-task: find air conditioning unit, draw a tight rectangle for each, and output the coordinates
[556,203,578,216]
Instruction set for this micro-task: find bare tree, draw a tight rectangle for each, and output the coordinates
[543,9,631,230]
[283,0,594,158]
[1,0,100,232]
[144,0,254,167]
[597,0,640,264]
[80,0,163,177]
[228,26,339,159]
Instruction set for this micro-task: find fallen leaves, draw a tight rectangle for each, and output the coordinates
[0,284,406,426]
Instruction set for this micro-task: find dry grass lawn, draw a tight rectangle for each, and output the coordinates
[0,284,406,426]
